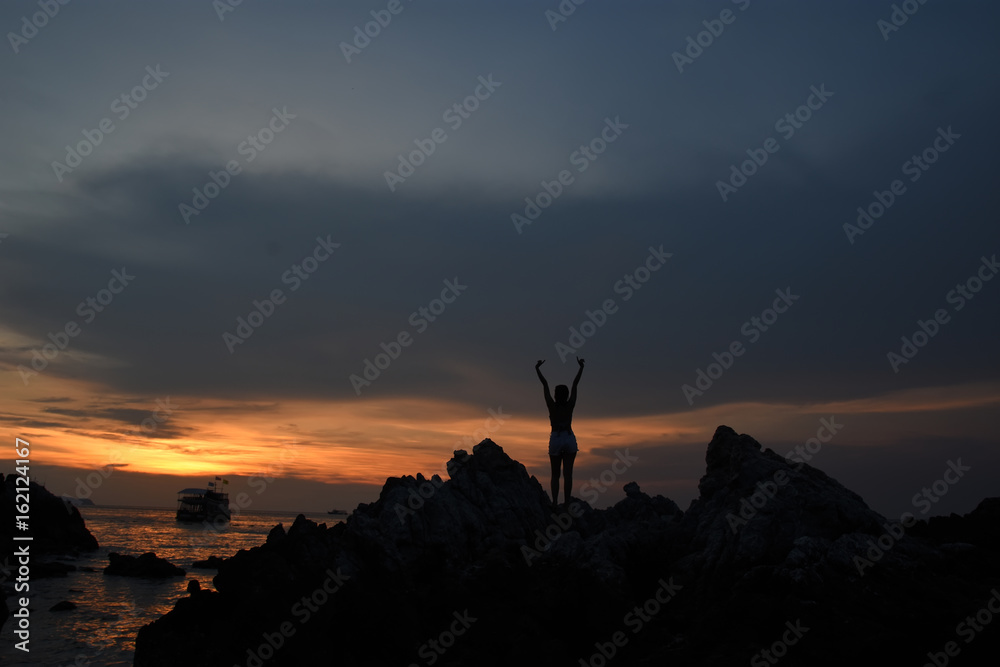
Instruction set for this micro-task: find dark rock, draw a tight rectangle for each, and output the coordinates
[0,474,98,633]
[105,552,185,578]
[50,600,77,612]
[133,431,1000,667]
[266,523,286,544]
[0,475,99,555]
[191,555,227,569]
[909,497,1000,548]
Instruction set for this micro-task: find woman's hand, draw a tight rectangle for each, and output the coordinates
[576,356,585,368]
[536,359,545,369]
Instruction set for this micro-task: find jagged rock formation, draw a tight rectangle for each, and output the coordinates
[133,428,1000,666]
[0,474,100,555]
[0,474,100,633]
[909,497,1000,548]
[104,552,186,578]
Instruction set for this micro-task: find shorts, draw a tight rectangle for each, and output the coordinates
[548,430,578,457]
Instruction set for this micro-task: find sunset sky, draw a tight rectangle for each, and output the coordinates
[2,1,998,518]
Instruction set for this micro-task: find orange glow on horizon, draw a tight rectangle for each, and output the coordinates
[6,366,1000,487]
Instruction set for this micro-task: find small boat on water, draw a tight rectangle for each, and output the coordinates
[176,480,231,523]
[327,509,347,515]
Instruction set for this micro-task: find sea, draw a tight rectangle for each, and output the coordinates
[0,506,341,667]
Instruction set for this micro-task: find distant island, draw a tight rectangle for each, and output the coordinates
[129,426,1000,666]
[61,496,96,507]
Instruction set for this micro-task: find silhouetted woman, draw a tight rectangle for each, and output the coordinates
[535,357,584,507]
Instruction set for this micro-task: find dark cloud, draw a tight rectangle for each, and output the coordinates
[4,151,997,418]
[0,415,68,430]
[42,407,92,418]
[1,1,998,510]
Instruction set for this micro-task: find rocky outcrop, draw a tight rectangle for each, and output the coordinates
[191,555,227,569]
[0,474,99,633]
[909,497,1000,548]
[0,475,99,555]
[668,426,999,664]
[104,552,186,578]
[134,430,1000,666]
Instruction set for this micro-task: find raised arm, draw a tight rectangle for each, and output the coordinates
[535,359,554,407]
[569,356,585,405]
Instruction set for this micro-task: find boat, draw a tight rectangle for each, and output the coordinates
[327,509,347,515]
[176,482,231,523]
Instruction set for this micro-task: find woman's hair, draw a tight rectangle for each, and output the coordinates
[554,384,569,403]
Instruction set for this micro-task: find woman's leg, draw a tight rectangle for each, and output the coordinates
[549,455,561,506]
[563,451,576,505]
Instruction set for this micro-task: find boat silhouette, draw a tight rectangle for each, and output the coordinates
[176,480,231,522]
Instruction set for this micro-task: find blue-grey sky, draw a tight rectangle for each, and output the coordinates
[1,0,998,517]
